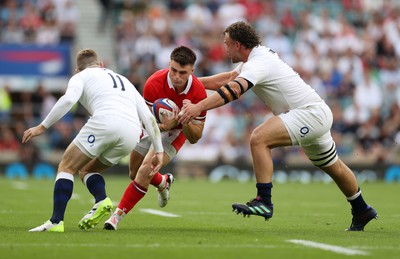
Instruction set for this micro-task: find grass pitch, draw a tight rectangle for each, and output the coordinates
[0,175,398,259]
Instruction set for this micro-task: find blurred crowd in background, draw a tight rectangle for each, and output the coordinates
[1,0,400,171]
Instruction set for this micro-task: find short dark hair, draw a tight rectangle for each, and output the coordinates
[170,46,197,66]
[224,21,261,49]
[76,49,100,71]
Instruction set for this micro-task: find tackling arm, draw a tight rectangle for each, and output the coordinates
[136,94,163,154]
[41,77,83,128]
[199,70,239,91]
[178,77,252,124]
[22,77,83,143]
[215,77,252,104]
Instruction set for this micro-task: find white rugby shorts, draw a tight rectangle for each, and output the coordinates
[134,130,178,160]
[279,103,338,167]
[73,115,141,166]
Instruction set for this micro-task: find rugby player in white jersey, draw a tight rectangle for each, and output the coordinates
[22,49,163,232]
[179,21,377,231]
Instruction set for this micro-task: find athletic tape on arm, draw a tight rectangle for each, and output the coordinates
[216,79,252,104]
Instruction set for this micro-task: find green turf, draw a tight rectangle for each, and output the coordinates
[0,176,398,259]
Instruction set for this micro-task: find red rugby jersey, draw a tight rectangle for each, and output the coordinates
[143,69,207,151]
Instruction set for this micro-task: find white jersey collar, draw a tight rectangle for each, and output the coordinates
[167,71,192,95]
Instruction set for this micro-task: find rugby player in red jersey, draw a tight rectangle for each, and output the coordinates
[102,46,207,230]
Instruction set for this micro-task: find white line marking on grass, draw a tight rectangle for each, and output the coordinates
[70,193,80,200]
[11,181,28,190]
[353,246,400,251]
[287,239,369,256]
[140,208,181,217]
[1,242,399,251]
[181,211,230,215]
[0,243,278,249]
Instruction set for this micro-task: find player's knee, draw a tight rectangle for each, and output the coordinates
[57,164,76,175]
[129,170,136,180]
[136,164,153,180]
[250,129,267,147]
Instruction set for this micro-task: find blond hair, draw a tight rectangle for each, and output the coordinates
[76,49,100,71]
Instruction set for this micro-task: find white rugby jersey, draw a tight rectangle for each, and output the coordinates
[41,67,163,152]
[236,46,324,115]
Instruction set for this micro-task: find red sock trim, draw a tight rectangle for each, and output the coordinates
[133,180,148,194]
[150,172,163,186]
[117,180,147,214]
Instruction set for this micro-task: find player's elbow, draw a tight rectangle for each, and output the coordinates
[59,95,76,108]
[183,122,204,144]
[188,139,198,144]
[188,132,202,144]
[188,138,198,144]
[69,98,80,109]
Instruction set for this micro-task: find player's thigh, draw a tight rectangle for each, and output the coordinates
[282,105,337,167]
[81,158,111,174]
[251,115,292,148]
[302,131,338,167]
[97,118,142,166]
[73,116,111,159]
[134,133,177,166]
[279,104,333,146]
[58,142,92,174]
[132,130,178,181]
[133,135,151,158]
[100,133,140,166]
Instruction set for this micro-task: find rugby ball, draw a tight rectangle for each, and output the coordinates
[152,98,178,123]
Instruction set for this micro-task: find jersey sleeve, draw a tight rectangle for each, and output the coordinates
[41,75,84,128]
[134,88,163,153]
[237,60,262,86]
[143,76,159,107]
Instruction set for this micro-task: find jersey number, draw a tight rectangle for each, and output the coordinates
[108,73,125,91]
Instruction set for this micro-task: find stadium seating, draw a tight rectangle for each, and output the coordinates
[5,162,28,179]
[32,162,56,180]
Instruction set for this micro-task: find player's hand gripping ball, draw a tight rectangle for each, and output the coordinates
[152,98,178,123]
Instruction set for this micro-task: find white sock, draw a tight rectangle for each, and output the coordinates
[346,190,361,201]
[55,172,74,182]
[115,208,126,218]
[82,172,101,186]
[157,175,166,190]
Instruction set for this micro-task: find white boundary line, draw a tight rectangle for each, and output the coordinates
[11,181,28,190]
[0,242,398,251]
[0,242,399,252]
[287,239,369,256]
[0,243,278,249]
[140,208,181,217]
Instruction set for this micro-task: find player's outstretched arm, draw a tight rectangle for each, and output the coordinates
[150,152,163,175]
[40,77,84,129]
[199,69,239,91]
[135,92,163,154]
[179,77,250,124]
[22,124,47,143]
[22,77,82,143]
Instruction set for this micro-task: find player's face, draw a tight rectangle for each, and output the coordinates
[224,33,241,63]
[168,60,194,88]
